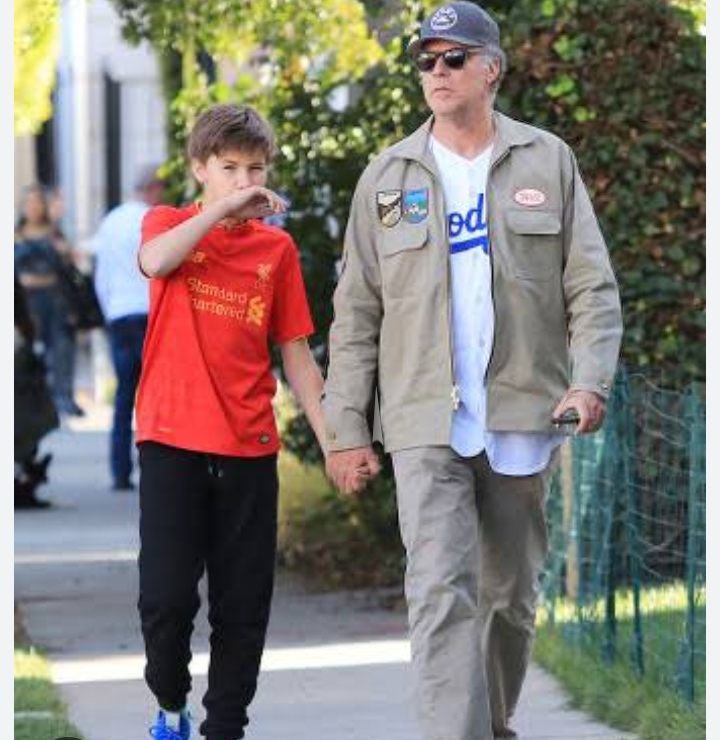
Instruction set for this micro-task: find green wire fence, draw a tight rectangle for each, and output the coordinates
[541,366,706,705]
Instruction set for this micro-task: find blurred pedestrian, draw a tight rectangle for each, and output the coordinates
[14,183,85,417]
[14,275,58,509]
[49,184,99,406]
[92,164,167,491]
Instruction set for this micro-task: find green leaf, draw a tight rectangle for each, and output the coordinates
[545,74,576,99]
[542,0,557,18]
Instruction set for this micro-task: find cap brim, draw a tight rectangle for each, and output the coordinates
[407,34,485,57]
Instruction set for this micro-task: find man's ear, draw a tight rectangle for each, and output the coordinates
[486,57,501,87]
[190,159,206,185]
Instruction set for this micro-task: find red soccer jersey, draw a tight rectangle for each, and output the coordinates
[135,204,315,456]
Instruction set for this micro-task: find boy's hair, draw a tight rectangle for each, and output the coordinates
[187,104,276,163]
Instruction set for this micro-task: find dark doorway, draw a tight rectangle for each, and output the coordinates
[104,70,122,211]
[35,115,57,187]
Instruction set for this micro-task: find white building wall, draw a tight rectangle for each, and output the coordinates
[51,0,167,402]
[13,138,37,218]
[56,0,166,249]
[118,79,167,200]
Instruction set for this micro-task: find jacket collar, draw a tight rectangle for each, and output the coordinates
[391,110,538,171]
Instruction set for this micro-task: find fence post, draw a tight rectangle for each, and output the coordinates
[620,371,645,676]
[561,443,578,600]
[683,385,704,702]
[597,374,627,666]
[601,406,621,665]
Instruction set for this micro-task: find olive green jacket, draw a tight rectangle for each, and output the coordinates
[322,111,623,453]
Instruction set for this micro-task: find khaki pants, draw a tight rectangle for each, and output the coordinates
[391,447,557,740]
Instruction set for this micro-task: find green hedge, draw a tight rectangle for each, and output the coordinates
[496,0,705,384]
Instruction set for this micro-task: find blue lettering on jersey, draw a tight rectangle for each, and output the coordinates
[448,193,489,255]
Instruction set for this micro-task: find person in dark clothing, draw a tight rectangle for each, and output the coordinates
[14,183,85,417]
[14,275,58,509]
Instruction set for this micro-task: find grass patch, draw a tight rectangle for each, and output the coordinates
[535,584,705,740]
[15,606,83,740]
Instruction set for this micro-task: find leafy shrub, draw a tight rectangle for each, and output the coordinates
[496,0,705,384]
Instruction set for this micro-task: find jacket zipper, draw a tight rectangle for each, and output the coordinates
[439,182,461,411]
[413,156,460,412]
[484,147,511,385]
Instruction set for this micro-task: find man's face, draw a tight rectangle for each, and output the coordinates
[192,148,269,204]
[418,40,497,119]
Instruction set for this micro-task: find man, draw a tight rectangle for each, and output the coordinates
[93,164,166,491]
[321,3,623,740]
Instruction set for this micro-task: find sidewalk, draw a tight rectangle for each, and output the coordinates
[14,405,633,740]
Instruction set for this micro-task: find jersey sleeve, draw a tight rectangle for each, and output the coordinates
[138,205,190,278]
[269,238,315,344]
[141,205,187,245]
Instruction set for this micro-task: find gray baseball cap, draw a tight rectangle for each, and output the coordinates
[407,1,500,56]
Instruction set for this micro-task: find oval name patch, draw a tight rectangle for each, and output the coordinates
[514,188,547,207]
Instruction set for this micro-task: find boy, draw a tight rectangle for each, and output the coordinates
[135,103,338,740]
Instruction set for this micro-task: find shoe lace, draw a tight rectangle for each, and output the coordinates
[148,711,191,740]
[149,723,183,740]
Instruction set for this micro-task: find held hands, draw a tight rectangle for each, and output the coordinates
[552,389,606,435]
[325,447,382,495]
[220,186,288,223]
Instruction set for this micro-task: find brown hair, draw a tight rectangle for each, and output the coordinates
[187,104,275,163]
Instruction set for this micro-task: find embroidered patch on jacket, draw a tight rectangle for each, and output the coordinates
[403,189,429,223]
[513,188,547,207]
[377,190,403,227]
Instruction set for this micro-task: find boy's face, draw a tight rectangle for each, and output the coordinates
[192,148,269,204]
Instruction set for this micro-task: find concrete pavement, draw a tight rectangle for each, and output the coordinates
[15,404,633,740]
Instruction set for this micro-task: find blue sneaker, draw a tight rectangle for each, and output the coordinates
[149,709,191,740]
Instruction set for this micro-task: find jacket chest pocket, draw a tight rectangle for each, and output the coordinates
[378,222,430,298]
[506,209,562,281]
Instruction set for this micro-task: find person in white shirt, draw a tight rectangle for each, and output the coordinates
[93,164,166,490]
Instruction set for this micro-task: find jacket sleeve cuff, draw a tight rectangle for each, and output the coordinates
[568,378,613,401]
[321,396,373,452]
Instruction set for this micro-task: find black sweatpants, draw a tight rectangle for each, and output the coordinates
[137,441,278,740]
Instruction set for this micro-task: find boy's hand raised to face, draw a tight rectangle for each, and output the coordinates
[222,186,288,223]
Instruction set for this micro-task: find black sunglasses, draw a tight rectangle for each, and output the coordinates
[414,46,483,73]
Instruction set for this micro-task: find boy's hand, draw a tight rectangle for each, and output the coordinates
[326,447,381,495]
[221,186,288,223]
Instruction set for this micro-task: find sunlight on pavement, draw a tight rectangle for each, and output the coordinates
[52,640,412,684]
[15,551,139,565]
